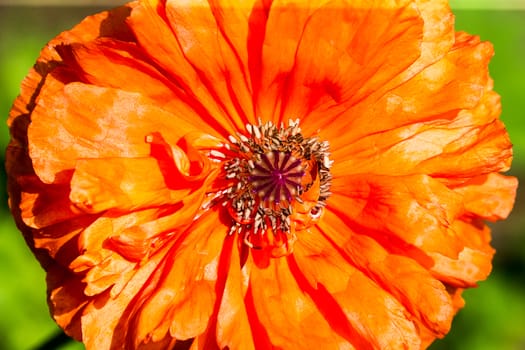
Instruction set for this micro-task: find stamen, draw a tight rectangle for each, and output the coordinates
[204,120,332,257]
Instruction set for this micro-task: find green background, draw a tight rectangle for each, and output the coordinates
[0,5,524,350]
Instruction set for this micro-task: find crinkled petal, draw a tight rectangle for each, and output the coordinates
[130,210,226,345]
[328,32,496,153]
[248,256,353,349]
[329,174,464,258]
[339,232,454,336]
[56,39,220,137]
[28,82,202,184]
[429,219,495,287]
[386,0,454,87]
[80,248,169,350]
[164,0,256,126]
[452,173,517,221]
[290,0,423,126]
[128,0,238,136]
[292,228,421,349]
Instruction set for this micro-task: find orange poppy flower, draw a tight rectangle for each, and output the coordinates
[6,1,517,349]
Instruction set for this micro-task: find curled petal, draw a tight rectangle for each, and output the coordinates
[70,157,194,213]
[28,83,201,184]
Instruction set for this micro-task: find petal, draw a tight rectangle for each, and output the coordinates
[69,154,211,213]
[165,0,257,126]
[216,237,255,350]
[328,32,497,154]
[128,1,238,136]
[329,174,465,258]
[80,248,168,350]
[33,216,96,267]
[429,219,495,287]
[56,39,220,137]
[28,83,201,184]
[385,0,454,88]
[256,0,330,122]
[71,196,216,299]
[8,4,135,127]
[332,119,512,179]
[69,209,169,297]
[19,175,82,228]
[292,228,422,349]
[248,256,352,349]
[339,232,454,336]
[47,265,88,340]
[130,210,227,344]
[418,119,512,177]
[452,173,517,221]
[289,0,423,125]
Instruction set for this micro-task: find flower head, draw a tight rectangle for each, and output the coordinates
[6,1,517,349]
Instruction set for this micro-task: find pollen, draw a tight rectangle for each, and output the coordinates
[205,119,332,257]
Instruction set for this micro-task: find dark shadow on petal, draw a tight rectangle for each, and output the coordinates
[287,255,374,350]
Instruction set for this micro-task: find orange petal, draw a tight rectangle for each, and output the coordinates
[69,156,207,213]
[289,0,423,127]
[328,32,495,153]
[328,174,464,258]
[385,0,455,88]
[429,219,495,287]
[82,253,137,297]
[47,264,88,340]
[216,236,255,350]
[57,39,221,137]
[70,208,170,272]
[19,175,82,228]
[453,173,517,221]
[80,248,168,350]
[292,229,421,349]
[130,210,226,344]
[430,247,494,288]
[248,256,352,349]
[332,119,512,179]
[8,4,135,127]
[33,216,95,267]
[338,232,454,336]
[256,0,330,122]
[72,204,207,298]
[107,183,215,263]
[128,1,237,137]
[419,119,512,177]
[28,83,201,184]
[164,0,257,127]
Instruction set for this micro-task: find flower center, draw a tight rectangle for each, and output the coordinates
[205,119,332,257]
[250,151,304,204]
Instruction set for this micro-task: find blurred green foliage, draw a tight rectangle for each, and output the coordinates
[0,5,523,350]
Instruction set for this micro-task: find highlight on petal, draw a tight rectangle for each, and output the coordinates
[5,1,517,349]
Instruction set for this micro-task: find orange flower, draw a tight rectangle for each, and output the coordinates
[6,1,517,349]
